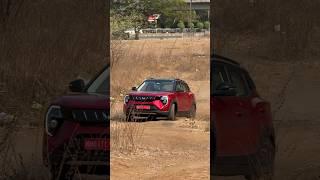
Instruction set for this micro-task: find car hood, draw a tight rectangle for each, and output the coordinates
[128,91,174,96]
[51,93,109,110]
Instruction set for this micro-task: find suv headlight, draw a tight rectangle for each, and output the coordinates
[45,105,63,136]
[160,96,168,105]
[124,95,130,104]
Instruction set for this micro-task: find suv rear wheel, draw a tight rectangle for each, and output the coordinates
[168,103,176,120]
[187,103,196,118]
[245,137,275,180]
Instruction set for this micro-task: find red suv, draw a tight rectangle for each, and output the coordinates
[123,78,196,120]
[43,66,110,180]
[211,55,276,180]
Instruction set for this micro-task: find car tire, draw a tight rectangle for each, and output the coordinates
[187,103,196,118]
[168,103,176,121]
[245,137,275,180]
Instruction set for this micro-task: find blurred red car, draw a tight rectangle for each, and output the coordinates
[43,66,109,180]
[211,55,276,180]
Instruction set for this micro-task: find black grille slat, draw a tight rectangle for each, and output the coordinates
[71,109,109,122]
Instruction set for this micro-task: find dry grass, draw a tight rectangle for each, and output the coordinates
[111,38,210,101]
[0,1,106,126]
[110,38,210,153]
[0,1,107,179]
[111,120,145,153]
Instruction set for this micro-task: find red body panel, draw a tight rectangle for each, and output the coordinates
[212,90,273,157]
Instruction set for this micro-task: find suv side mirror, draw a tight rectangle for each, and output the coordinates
[214,83,237,96]
[69,79,85,92]
[131,87,137,91]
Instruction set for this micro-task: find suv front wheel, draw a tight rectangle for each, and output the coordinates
[168,103,176,121]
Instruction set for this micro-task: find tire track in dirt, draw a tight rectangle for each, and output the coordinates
[111,119,210,180]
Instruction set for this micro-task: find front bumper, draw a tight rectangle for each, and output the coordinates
[46,134,110,175]
[124,103,170,117]
[130,109,170,117]
[44,121,109,171]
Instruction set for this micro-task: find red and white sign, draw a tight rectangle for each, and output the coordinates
[148,15,156,22]
[148,14,160,22]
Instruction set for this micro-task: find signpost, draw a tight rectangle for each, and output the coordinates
[148,14,161,33]
[147,15,156,22]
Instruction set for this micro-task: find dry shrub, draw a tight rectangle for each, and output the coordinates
[110,103,144,153]
[0,117,49,179]
[213,0,320,61]
[0,0,106,124]
[111,120,144,153]
[0,0,108,179]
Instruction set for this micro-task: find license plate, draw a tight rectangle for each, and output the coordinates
[136,105,150,110]
[84,138,109,151]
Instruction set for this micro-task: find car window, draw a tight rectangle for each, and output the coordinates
[228,67,249,96]
[211,63,228,95]
[137,80,174,92]
[183,82,190,92]
[87,67,109,95]
[244,71,256,90]
[175,81,186,92]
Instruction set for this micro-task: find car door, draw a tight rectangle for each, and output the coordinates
[212,62,256,156]
[227,64,257,155]
[182,82,193,110]
[175,81,188,111]
[212,62,239,156]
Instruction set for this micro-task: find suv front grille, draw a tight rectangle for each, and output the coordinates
[130,95,158,102]
[71,109,109,122]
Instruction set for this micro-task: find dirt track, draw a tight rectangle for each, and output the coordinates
[111,120,210,180]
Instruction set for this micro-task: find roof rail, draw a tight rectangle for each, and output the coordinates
[146,77,178,80]
[211,54,240,66]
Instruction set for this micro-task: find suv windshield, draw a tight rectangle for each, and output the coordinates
[87,67,109,95]
[137,80,174,92]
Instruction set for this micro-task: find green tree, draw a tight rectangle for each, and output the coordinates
[188,22,194,29]
[197,22,204,29]
[204,21,210,30]
[177,21,185,31]
[111,0,197,39]
[111,9,143,39]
